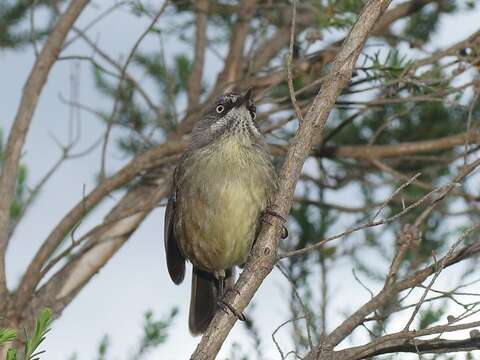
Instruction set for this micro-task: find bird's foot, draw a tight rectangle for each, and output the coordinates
[217,300,246,321]
[262,207,288,239]
[217,287,245,321]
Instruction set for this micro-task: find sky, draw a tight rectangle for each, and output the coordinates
[1,1,480,359]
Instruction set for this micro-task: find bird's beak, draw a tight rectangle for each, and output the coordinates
[244,88,253,102]
[235,89,253,108]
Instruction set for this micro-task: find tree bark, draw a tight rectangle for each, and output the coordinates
[190,0,392,358]
[0,0,90,301]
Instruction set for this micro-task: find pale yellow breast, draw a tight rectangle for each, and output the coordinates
[176,136,276,272]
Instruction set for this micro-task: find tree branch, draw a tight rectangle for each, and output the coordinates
[23,172,172,321]
[190,0,392,358]
[186,0,208,111]
[315,130,480,159]
[0,0,90,299]
[342,333,480,359]
[12,140,185,311]
[212,0,257,93]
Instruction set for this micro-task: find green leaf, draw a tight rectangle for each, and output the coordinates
[97,335,109,360]
[419,304,446,330]
[23,308,52,360]
[0,327,17,344]
[173,54,191,93]
[130,308,178,359]
[6,348,17,360]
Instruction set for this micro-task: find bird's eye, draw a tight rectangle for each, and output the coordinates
[216,105,225,113]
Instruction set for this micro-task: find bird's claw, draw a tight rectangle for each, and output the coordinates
[217,300,246,321]
[262,208,288,239]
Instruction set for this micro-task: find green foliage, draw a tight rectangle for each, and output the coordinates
[313,0,363,29]
[367,49,413,81]
[68,308,178,360]
[418,303,446,330]
[96,335,109,360]
[0,328,17,344]
[2,1,475,358]
[23,308,52,360]
[134,51,192,96]
[403,1,456,44]
[0,129,29,223]
[130,308,178,359]
[10,164,28,221]
[6,348,17,360]
[0,0,64,49]
[466,352,475,360]
[225,342,249,360]
[1,308,52,360]
[91,45,196,155]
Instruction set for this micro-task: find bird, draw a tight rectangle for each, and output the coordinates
[164,90,278,334]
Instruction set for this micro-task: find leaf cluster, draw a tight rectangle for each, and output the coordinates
[0,308,52,360]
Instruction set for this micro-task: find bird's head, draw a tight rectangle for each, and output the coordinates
[190,90,261,149]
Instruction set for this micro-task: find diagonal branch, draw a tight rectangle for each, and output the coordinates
[23,171,172,321]
[99,0,169,181]
[0,0,90,299]
[190,0,392,358]
[12,140,185,312]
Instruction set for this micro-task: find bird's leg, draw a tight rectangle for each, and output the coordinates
[216,270,246,321]
[216,270,225,298]
[261,206,288,239]
[217,296,246,321]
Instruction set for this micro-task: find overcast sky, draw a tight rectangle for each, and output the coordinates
[1,1,480,359]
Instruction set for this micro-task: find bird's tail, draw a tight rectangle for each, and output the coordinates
[189,267,235,335]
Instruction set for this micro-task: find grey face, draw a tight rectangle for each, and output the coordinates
[189,91,261,150]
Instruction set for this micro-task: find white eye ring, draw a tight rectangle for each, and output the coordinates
[216,105,225,113]
[252,112,256,120]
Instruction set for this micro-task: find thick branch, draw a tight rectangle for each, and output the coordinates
[212,0,257,92]
[186,0,208,110]
[342,334,480,359]
[190,0,392,358]
[322,131,480,159]
[23,174,171,322]
[13,140,185,311]
[0,0,90,299]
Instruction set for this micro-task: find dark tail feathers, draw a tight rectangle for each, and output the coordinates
[189,268,235,335]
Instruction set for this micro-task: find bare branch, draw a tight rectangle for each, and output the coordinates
[12,140,185,312]
[315,130,480,159]
[99,1,169,181]
[304,217,480,359]
[186,0,208,110]
[286,0,304,123]
[213,0,258,93]
[24,172,171,320]
[0,0,90,299]
[190,1,392,358]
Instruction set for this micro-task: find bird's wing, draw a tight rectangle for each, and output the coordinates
[164,165,186,285]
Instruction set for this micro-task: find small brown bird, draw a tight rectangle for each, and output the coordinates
[164,90,277,334]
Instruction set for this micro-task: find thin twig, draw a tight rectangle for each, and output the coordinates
[286,0,304,123]
[99,1,169,181]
